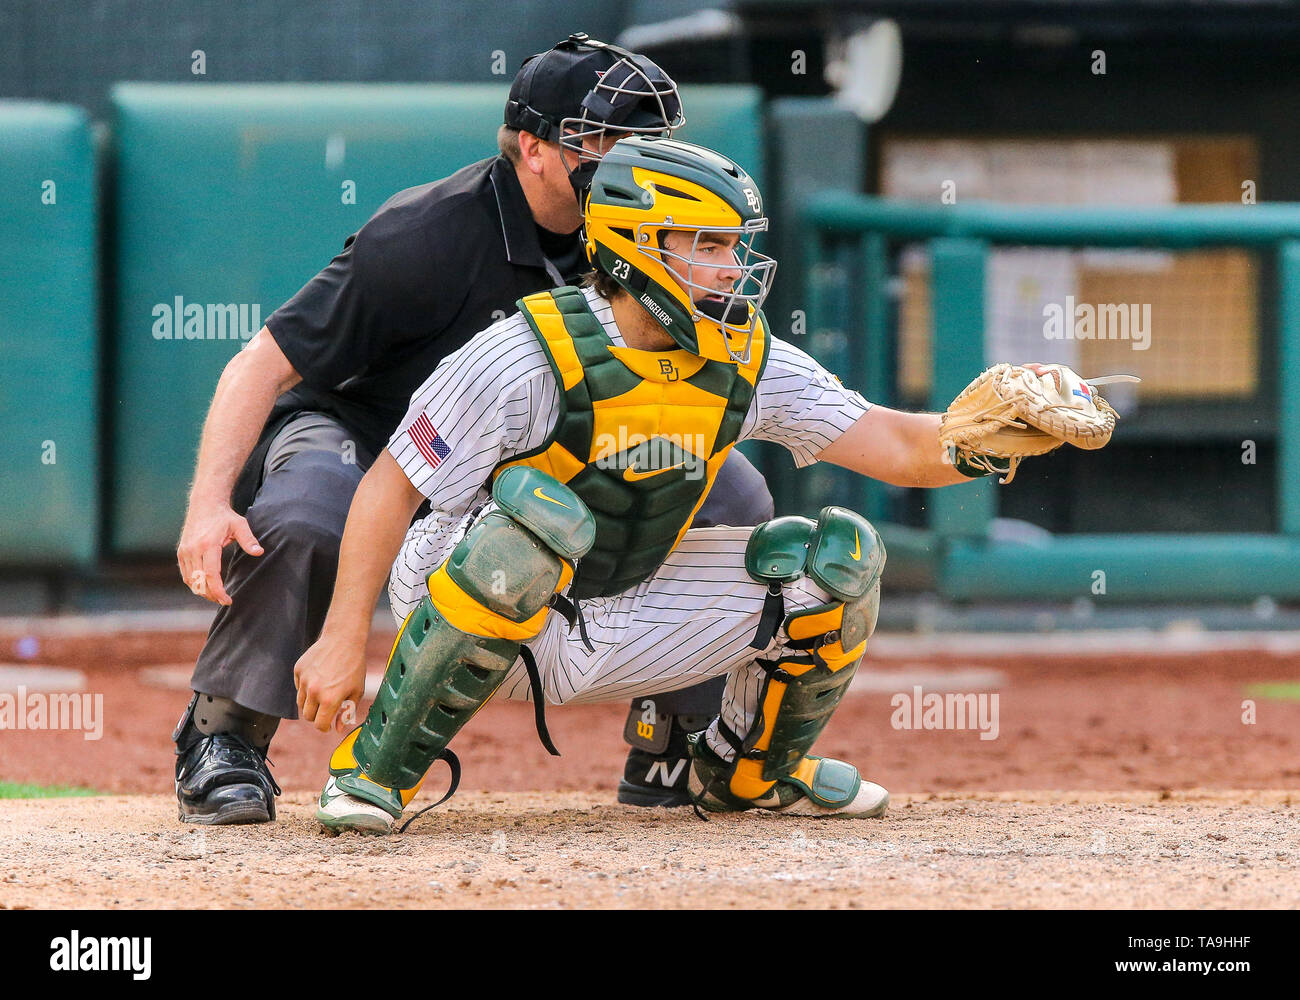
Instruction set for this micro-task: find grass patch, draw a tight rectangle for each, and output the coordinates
[1244,682,1300,702]
[0,780,99,799]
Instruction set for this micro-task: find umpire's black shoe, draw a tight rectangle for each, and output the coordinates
[618,708,714,807]
[618,746,695,807]
[176,733,282,825]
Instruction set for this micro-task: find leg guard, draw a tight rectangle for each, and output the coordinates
[331,466,595,817]
[695,506,885,811]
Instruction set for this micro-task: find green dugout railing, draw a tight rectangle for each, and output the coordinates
[802,194,1300,601]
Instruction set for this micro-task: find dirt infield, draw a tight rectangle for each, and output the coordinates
[1,624,1299,908]
[0,790,1296,909]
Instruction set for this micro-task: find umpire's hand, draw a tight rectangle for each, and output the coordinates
[295,631,368,733]
[176,500,263,605]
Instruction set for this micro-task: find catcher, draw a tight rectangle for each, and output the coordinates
[292,135,1126,833]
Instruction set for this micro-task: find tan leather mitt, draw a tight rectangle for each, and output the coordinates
[939,362,1129,484]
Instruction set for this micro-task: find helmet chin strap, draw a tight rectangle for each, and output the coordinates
[696,297,747,326]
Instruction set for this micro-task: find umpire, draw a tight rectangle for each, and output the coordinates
[172,33,774,824]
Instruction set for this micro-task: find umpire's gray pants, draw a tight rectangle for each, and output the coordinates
[189,412,773,721]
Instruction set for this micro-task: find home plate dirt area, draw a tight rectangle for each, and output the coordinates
[1,624,1298,908]
[0,790,1296,909]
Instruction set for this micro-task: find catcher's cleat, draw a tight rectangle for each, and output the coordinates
[315,728,413,835]
[316,776,397,836]
[175,733,282,826]
[686,733,888,819]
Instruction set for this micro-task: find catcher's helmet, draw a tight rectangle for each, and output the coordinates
[584,136,777,364]
[505,33,684,198]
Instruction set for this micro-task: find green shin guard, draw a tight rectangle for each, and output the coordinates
[342,596,522,797]
[755,645,864,781]
[700,505,885,805]
[335,466,596,814]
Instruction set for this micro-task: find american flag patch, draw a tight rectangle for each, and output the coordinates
[408,413,451,469]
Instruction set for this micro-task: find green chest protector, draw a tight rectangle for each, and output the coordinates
[495,287,770,599]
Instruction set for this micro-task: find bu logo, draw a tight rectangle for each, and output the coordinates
[658,358,680,381]
[645,758,688,786]
[743,187,761,212]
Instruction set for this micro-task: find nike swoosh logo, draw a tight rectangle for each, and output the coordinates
[850,529,861,561]
[623,461,687,483]
[533,487,571,508]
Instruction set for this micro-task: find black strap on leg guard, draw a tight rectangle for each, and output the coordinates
[750,583,784,649]
[574,599,594,653]
[785,632,843,670]
[716,656,810,779]
[520,645,560,756]
[548,593,596,653]
[396,749,462,834]
[716,719,760,760]
[755,656,796,684]
[548,592,574,624]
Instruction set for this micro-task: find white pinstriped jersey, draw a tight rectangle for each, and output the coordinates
[386,286,871,524]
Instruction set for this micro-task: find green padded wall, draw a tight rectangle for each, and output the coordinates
[675,85,763,187]
[109,82,763,554]
[109,84,504,554]
[0,103,99,566]
[761,97,866,521]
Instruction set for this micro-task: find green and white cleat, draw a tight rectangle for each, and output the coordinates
[687,733,889,819]
[316,775,398,835]
[748,771,889,818]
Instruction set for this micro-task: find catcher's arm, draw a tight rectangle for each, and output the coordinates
[818,406,969,487]
[295,450,426,732]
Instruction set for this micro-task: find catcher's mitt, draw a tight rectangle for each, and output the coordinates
[939,362,1134,484]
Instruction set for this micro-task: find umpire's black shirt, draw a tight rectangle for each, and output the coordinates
[253,155,581,501]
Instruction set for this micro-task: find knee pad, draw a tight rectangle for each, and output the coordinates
[722,506,885,802]
[335,467,595,810]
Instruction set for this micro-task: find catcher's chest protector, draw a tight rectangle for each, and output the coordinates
[496,287,769,598]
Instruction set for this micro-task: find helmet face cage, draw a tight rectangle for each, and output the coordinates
[639,219,777,365]
[558,53,685,175]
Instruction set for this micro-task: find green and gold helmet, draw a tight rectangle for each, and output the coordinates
[583,136,777,363]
